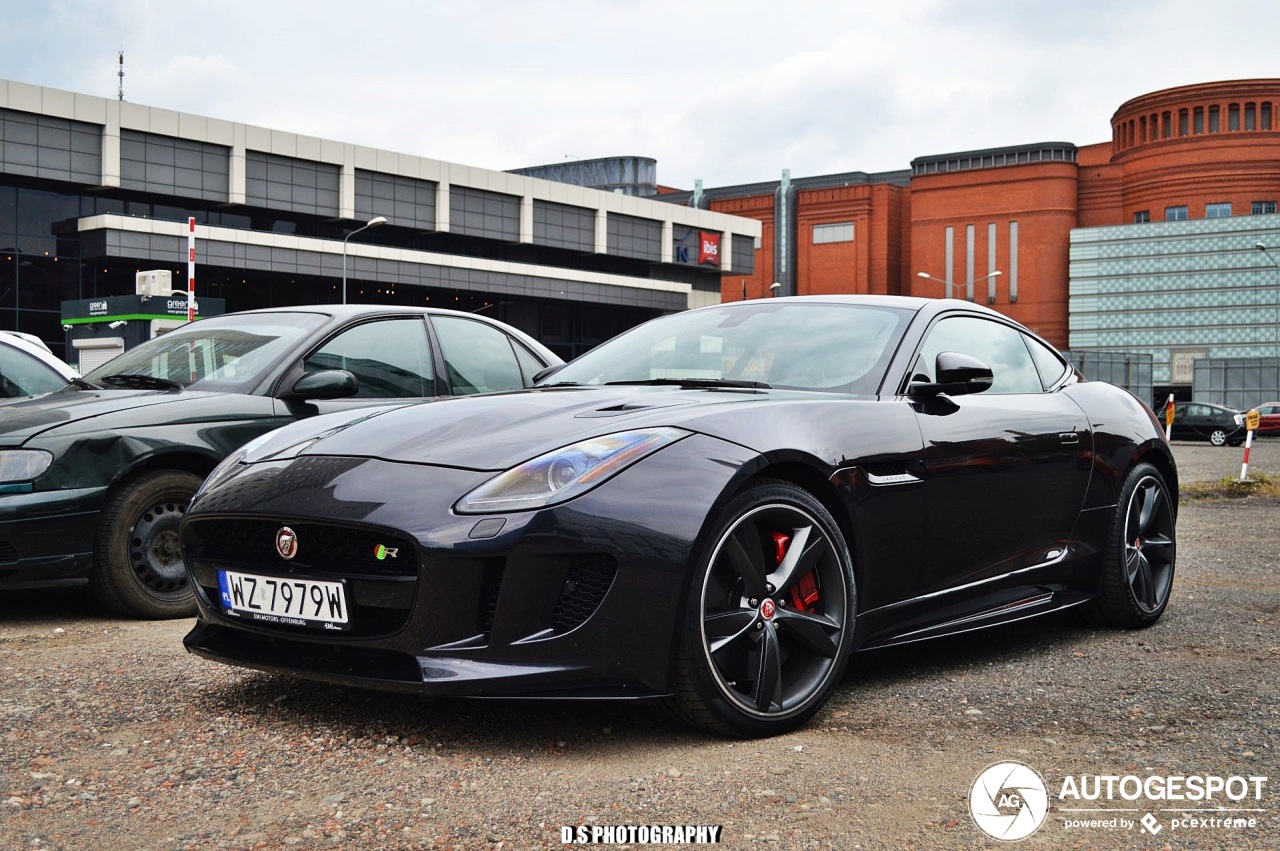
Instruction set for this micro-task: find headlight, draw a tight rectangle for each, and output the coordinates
[456,427,690,514]
[0,449,53,483]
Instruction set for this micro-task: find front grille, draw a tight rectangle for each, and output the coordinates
[184,517,420,638]
[0,540,17,563]
[184,518,419,577]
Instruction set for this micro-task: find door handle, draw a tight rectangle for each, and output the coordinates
[1059,432,1080,445]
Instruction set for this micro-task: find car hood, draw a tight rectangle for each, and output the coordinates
[0,387,224,444]
[295,386,806,470]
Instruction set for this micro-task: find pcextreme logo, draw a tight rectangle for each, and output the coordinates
[969,761,1270,841]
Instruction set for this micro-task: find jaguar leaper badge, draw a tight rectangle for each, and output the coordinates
[275,526,298,560]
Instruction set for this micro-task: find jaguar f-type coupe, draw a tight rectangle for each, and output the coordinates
[181,295,1178,737]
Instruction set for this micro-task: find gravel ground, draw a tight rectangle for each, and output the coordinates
[1,441,1276,850]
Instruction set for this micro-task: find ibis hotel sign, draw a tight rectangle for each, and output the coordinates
[674,229,722,267]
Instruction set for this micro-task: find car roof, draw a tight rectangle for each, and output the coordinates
[0,331,78,379]
[203,303,561,365]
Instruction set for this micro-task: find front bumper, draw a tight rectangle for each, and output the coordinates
[181,435,757,698]
[0,486,106,587]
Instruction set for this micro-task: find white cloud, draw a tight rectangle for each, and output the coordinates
[1,0,1277,188]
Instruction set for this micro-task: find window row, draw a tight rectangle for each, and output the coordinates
[1117,101,1275,149]
[1133,201,1278,223]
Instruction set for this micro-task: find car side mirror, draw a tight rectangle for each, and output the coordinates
[908,352,994,397]
[287,369,359,400]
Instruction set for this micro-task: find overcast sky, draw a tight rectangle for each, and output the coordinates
[2,1,1277,190]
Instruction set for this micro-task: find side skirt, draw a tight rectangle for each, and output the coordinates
[856,589,1093,651]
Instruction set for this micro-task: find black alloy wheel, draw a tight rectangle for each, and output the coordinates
[91,470,202,619]
[666,480,856,737]
[1092,463,1176,628]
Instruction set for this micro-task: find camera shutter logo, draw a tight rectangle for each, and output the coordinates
[969,761,1049,841]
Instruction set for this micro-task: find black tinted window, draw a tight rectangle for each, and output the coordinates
[1025,335,1069,388]
[304,318,434,398]
[916,316,1043,394]
[432,316,523,395]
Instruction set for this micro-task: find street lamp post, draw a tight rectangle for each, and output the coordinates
[916,270,1001,301]
[1255,243,1280,361]
[341,215,388,304]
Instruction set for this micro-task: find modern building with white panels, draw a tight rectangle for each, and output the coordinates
[0,79,759,361]
[1069,212,1280,402]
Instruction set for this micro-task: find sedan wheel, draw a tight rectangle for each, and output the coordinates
[1091,463,1176,628]
[91,470,202,619]
[1209,429,1228,446]
[665,480,856,736]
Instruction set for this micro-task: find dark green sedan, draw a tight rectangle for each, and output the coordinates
[0,305,559,618]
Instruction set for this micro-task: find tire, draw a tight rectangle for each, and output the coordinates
[90,470,202,619]
[1209,429,1227,446]
[1090,463,1176,629]
[663,480,856,737]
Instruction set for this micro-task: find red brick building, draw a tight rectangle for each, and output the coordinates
[662,79,1280,349]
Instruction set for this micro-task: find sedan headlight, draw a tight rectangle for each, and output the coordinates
[0,449,53,483]
[456,427,690,514]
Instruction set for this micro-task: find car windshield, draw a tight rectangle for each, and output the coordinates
[83,313,327,392]
[546,301,912,394]
[0,341,68,397]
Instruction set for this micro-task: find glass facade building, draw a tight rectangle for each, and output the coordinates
[1068,212,1280,403]
[0,81,758,362]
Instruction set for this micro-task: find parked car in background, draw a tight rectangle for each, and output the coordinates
[0,330,78,397]
[181,295,1178,737]
[0,305,560,619]
[1169,401,1245,446]
[1252,401,1280,436]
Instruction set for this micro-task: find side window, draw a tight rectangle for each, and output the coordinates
[432,316,523,395]
[915,316,1044,394]
[302,318,434,398]
[0,345,66,397]
[1024,334,1069,388]
[512,341,547,385]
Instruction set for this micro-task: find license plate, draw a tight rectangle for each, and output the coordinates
[216,569,350,631]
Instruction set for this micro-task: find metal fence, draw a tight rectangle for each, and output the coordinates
[1063,350,1153,406]
[1192,357,1280,410]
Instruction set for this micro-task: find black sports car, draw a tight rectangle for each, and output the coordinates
[0,305,559,619]
[181,296,1178,737]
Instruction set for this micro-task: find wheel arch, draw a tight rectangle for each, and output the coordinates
[1137,446,1179,511]
[108,449,221,490]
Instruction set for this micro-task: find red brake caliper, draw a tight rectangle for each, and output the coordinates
[770,532,822,613]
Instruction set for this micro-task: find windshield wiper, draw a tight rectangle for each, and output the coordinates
[605,377,771,390]
[98,373,185,392]
[66,376,103,390]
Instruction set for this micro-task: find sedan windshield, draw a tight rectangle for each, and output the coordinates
[84,313,327,392]
[547,301,911,394]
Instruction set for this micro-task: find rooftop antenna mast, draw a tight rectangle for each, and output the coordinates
[117,50,125,101]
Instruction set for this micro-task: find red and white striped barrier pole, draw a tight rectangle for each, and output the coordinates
[1163,394,1175,441]
[1240,429,1254,481]
[187,217,196,322]
[1241,409,1260,480]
